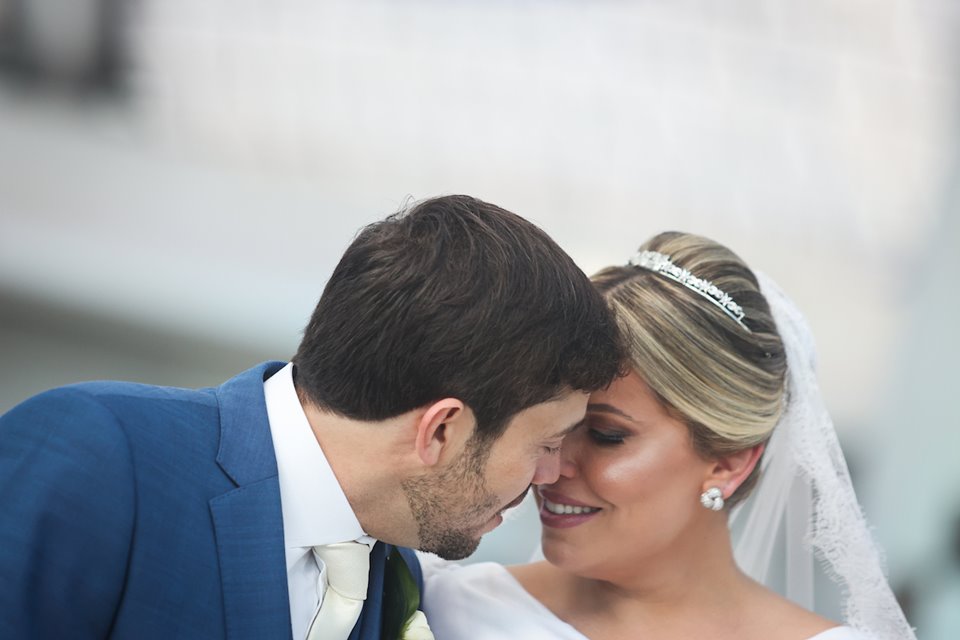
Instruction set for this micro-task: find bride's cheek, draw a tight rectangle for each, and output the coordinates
[596,449,652,487]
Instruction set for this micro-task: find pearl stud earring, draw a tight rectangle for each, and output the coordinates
[700,487,725,511]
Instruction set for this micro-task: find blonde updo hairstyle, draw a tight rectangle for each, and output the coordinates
[592,232,787,507]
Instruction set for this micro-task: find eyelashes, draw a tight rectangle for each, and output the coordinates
[587,428,627,446]
[539,420,629,454]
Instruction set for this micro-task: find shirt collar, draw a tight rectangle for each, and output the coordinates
[264,363,369,548]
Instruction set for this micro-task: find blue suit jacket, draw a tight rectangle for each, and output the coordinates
[0,362,422,640]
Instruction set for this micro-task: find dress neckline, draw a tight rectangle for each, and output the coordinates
[490,562,853,640]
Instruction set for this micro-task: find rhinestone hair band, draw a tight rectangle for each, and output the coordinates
[629,250,752,332]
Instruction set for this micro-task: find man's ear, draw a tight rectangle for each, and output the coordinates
[414,398,471,467]
[704,442,765,500]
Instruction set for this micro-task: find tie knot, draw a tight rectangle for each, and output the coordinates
[313,542,371,601]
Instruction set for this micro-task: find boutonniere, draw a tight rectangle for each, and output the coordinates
[382,549,434,640]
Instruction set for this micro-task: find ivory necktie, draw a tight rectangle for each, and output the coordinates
[306,542,371,640]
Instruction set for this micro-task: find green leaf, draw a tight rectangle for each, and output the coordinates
[381,549,421,640]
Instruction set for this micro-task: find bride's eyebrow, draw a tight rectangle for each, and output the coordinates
[586,403,637,424]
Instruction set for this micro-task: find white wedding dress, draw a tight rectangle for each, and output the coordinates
[419,556,874,640]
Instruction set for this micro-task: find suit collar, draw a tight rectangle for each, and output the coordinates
[215,361,287,486]
[212,361,293,639]
[212,363,398,640]
[264,362,368,548]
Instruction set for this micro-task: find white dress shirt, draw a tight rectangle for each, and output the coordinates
[264,363,375,640]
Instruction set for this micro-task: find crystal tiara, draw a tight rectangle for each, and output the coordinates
[628,250,751,332]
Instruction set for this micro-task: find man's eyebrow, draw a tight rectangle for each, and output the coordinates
[548,418,586,441]
[550,418,586,440]
[586,402,637,423]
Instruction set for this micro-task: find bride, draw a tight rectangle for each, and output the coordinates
[419,232,915,640]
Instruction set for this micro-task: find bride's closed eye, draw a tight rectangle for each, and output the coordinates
[586,424,628,446]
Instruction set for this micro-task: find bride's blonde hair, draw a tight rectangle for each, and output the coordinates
[592,231,787,506]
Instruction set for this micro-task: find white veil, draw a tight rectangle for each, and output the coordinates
[729,272,916,639]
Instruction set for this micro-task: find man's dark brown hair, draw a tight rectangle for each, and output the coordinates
[293,195,623,443]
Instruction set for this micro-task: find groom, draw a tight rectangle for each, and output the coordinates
[0,195,623,640]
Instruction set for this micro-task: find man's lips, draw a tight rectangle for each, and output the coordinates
[479,488,531,535]
[503,487,530,511]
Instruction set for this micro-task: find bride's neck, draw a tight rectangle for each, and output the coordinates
[605,521,743,595]
[527,520,753,629]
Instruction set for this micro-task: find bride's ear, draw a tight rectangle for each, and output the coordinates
[704,443,765,499]
[414,398,472,467]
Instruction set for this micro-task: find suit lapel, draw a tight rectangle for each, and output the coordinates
[211,362,293,640]
[214,361,286,486]
[210,479,292,639]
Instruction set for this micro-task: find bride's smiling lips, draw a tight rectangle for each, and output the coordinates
[537,488,602,529]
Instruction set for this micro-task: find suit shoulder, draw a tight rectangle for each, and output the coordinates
[60,379,217,406]
[6,380,216,423]
[0,388,139,638]
[1,385,138,457]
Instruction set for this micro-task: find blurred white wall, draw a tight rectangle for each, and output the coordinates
[1,0,957,634]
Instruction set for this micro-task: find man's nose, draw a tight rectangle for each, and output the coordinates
[531,451,562,485]
[555,434,580,480]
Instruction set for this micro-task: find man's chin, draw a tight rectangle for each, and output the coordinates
[429,539,481,561]
[420,529,482,561]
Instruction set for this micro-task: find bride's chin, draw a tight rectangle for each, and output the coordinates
[540,536,579,569]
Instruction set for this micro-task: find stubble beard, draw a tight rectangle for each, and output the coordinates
[401,440,501,560]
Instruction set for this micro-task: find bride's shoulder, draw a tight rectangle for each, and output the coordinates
[419,558,582,640]
[743,584,846,640]
[418,553,559,593]
[418,552,522,597]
